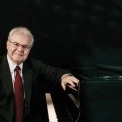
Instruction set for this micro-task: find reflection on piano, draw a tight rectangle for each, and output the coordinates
[46,84,81,122]
[46,93,58,122]
[73,64,122,122]
[45,64,122,122]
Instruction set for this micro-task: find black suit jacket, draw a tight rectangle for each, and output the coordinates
[0,55,69,122]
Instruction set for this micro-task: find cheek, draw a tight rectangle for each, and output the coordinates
[24,51,30,57]
[7,46,12,53]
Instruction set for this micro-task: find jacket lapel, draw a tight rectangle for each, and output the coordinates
[0,56,14,96]
[0,56,14,120]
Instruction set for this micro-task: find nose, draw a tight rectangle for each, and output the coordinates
[17,45,23,51]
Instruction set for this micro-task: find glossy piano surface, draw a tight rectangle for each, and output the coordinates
[46,64,122,122]
[72,64,122,122]
[46,85,81,122]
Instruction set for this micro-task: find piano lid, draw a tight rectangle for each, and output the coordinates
[71,64,122,81]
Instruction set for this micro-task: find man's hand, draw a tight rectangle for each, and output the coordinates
[61,74,79,90]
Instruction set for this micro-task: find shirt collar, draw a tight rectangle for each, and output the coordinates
[7,55,23,74]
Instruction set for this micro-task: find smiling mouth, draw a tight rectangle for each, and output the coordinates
[14,53,23,56]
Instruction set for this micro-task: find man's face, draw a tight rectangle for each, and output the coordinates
[7,32,31,65]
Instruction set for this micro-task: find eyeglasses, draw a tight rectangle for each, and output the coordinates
[9,41,30,50]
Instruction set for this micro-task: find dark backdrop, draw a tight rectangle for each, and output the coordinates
[0,0,122,70]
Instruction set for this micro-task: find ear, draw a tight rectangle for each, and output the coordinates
[6,41,9,48]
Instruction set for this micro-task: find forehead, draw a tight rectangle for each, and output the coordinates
[11,32,31,45]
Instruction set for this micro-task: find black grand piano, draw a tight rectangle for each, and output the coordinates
[45,64,122,122]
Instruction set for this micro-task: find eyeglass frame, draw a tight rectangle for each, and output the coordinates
[8,40,31,50]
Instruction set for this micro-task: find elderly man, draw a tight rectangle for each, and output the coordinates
[0,27,79,122]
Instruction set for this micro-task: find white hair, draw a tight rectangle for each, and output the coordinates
[8,27,34,47]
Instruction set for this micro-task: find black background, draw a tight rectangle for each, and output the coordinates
[0,0,122,70]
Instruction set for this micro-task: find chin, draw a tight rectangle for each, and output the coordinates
[13,59,23,64]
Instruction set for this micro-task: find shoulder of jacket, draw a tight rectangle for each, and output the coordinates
[26,57,43,63]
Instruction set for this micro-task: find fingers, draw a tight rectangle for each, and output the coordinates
[66,76,79,86]
[61,74,79,90]
[70,76,79,84]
